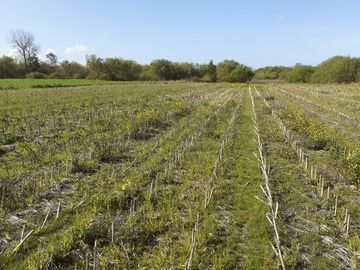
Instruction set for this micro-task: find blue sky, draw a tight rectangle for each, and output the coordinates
[0,0,359,68]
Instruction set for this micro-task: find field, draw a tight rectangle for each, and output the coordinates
[1,82,360,269]
[0,79,121,90]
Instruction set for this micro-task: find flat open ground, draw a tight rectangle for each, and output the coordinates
[1,82,360,269]
[0,79,123,90]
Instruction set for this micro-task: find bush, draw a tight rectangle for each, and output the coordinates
[200,74,215,82]
[0,56,21,78]
[254,66,289,80]
[216,60,254,82]
[139,66,158,81]
[311,56,360,83]
[26,71,47,79]
[148,59,176,80]
[48,72,63,79]
[282,65,315,83]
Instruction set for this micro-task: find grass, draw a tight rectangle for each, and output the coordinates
[255,85,360,268]
[0,82,244,269]
[1,82,360,269]
[0,78,119,89]
[195,89,275,269]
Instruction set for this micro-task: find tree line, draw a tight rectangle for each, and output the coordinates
[0,29,253,82]
[0,53,255,82]
[254,56,360,84]
[2,29,360,84]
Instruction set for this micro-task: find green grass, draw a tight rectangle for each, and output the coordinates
[1,82,360,269]
[0,82,244,269]
[195,89,275,269]
[256,85,360,268]
[0,78,119,89]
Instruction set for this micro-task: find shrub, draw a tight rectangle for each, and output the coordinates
[48,72,63,79]
[200,74,215,82]
[216,60,254,82]
[311,56,360,83]
[26,71,47,79]
[282,65,315,83]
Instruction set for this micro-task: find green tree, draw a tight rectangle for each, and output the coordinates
[201,60,217,82]
[0,56,20,78]
[173,62,198,80]
[86,54,105,79]
[254,66,290,80]
[38,53,59,75]
[104,58,142,81]
[282,65,315,83]
[229,65,254,82]
[46,52,58,67]
[311,56,360,83]
[217,60,253,82]
[147,59,176,80]
[56,60,87,79]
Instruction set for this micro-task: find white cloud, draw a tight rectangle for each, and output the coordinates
[65,47,74,54]
[75,44,89,52]
[6,48,18,57]
[38,48,57,61]
[65,44,94,55]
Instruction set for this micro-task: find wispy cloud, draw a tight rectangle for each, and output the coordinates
[65,44,94,55]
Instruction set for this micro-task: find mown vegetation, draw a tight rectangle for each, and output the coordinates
[0,79,118,90]
[1,81,360,269]
[254,85,360,268]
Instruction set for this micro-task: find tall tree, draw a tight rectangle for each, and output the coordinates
[0,56,19,78]
[9,29,40,72]
[206,60,217,82]
[282,65,315,83]
[311,56,360,83]
[46,52,58,67]
[148,59,176,80]
[217,60,254,82]
[86,54,105,79]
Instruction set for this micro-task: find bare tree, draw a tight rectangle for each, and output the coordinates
[9,29,40,72]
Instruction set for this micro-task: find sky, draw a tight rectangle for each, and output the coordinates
[0,0,359,68]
